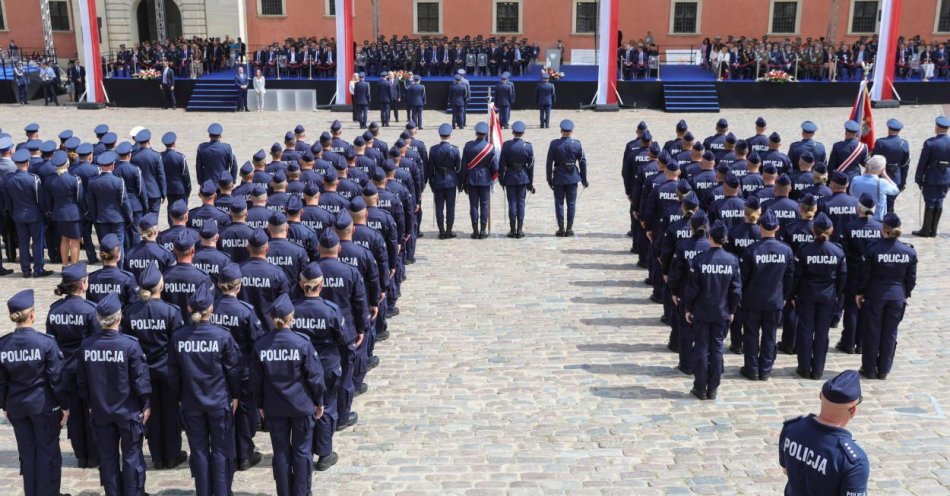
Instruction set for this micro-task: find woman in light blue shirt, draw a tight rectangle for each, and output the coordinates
[849,155,899,221]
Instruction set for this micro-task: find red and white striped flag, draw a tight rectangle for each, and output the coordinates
[850,80,875,149]
[488,102,504,157]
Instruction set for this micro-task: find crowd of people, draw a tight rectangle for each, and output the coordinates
[0,118,452,495]
[620,114,950,400]
[106,35,249,79]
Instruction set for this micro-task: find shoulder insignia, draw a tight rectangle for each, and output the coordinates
[783,415,805,425]
[838,438,861,463]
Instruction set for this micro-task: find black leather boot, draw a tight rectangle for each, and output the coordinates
[471,220,479,239]
[445,222,456,238]
[932,207,943,237]
[913,207,935,237]
[479,222,489,239]
[516,219,524,238]
[507,220,517,238]
[565,221,575,237]
[555,220,565,237]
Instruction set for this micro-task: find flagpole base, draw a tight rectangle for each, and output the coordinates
[593,104,620,112]
[77,102,107,110]
[871,100,900,109]
[331,104,353,112]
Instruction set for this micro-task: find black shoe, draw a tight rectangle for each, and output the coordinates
[368,355,381,370]
[666,341,676,352]
[555,229,565,237]
[649,294,662,304]
[238,451,263,471]
[77,458,88,469]
[445,231,457,239]
[153,459,165,470]
[636,260,647,268]
[690,387,706,400]
[855,346,862,354]
[564,229,575,237]
[166,451,188,469]
[406,258,416,264]
[707,389,718,400]
[34,269,53,277]
[391,307,400,316]
[630,245,637,253]
[337,412,358,431]
[739,367,757,380]
[759,372,771,381]
[660,315,670,325]
[516,229,524,238]
[860,369,877,380]
[0,268,12,276]
[507,230,517,238]
[834,341,854,354]
[810,371,823,380]
[471,231,479,239]
[676,365,693,375]
[728,345,743,355]
[315,452,339,471]
[777,343,795,355]
[626,230,633,237]
[355,383,369,396]
[21,272,31,279]
[418,232,424,238]
[376,330,390,342]
[795,368,810,379]
[438,231,446,239]
[877,372,888,380]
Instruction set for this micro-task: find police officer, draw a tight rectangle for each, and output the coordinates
[500,121,534,238]
[317,229,366,433]
[219,201,255,263]
[793,212,846,380]
[461,122,498,239]
[377,73,395,127]
[683,220,741,400]
[131,129,167,216]
[788,120,827,168]
[0,289,68,496]
[703,118,729,160]
[746,117,770,156]
[777,194,818,355]
[4,149,51,277]
[912,115,950,237]
[46,264,99,468]
[493,72,515,129]
[169,282,241,495]
[535,73,555,128]
[194,220,232,283]
[267,212,309,283]
[739,211,794,381]
[427,123,461,239]
[835,194,881,355]
[190,180,231,231]
[162,230,214,322]
[86,233,138,305]
[241,229,291,330]
[828,120,868,180]
[779,370,869,494]
[665,201,709,373]
[158,200,199,251]
[212,263,265,470]
[872,119,910,213]
[125,213,176,279]
[78,293,152,496]
[406,75,426,129]
[87,151,133,255]
[546,120,588,237]
[161,132,192,225]
[196,123,238,185]
[114,141,147,250]
[293,263,348,471]
[45,147,84,269]
[857,213,917,380]
[251,293,325,496]
[353,72,371,129]
[121,262,187,469]
[449,74,468,130]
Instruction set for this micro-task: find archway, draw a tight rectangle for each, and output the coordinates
[135,0,182,43]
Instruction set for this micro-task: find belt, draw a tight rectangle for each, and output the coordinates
[556,163,575,172]
[508,163,525,173]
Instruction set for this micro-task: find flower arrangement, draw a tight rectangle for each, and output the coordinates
[132,69,161,80]
[757,69,796,83]
[393,70,413,81]
[543,66,565,81]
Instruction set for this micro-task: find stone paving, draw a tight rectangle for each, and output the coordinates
[0,102,948,495]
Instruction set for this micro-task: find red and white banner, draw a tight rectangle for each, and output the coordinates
[335,0,355,105]
[871,0,902,101]
[77,0,105,102]
[595,0,619,106]
[488,103,503,157]
[850,80,875,149]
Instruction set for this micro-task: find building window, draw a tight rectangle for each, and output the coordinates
[0,0,6,31]
[770,1,799,34]
[494,1,521,34]
[49,0,70,31]
[260,0,284,16]
[671,1,699,34]
[850,1,878,33]
[325,0,354,17]
[574,1,598,34]
[414,1,441,34]
[938,0,950,33]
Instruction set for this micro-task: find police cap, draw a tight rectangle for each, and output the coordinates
[813,211,833,230]
[759,210,779,230]
[102,132,118,145]
[286,196,303,213]
[248,229,269,248]
[331,120,343,132]
[199,180,217,197]
[208,123,223,135]
[174,230,199,251]
[883,212,901,228]
[270,294,294,318]
[200,219,219,239]
[115,142,133,156]
[138,262,162,289]
[76,143,94,156]
[188,283,215,313]
[801,121,818,133]
[219,263,242,282]
[96,293,122,317]
[7,289,34,313]
[319,228,340,249]
[40,140,57,153]
[475,122,489,135]
[886,118,903,131]
[334,210,353,230]
[139,213,159,230]
[438,123,453,136]
[831,171,849,186]
[301,262,323,280]
[362,183,378,196]
[821,370,861,404]
[559,119,574,132]
[58,130,73,142]
[97,151,117,166]
[62,263,87,284]
[101,233,122,252]
[134,129,151,143]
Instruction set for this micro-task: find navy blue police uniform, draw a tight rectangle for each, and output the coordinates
[535,75,555,128]
[160,132,192,225]
[545,120,588,236]
[125,213,176,279]
[499,121,535,238]
[86,234,138,305]
[3,149,51,277]
[240,229,291,330]
[427,126,462,238]
[461,123,498,238]
[913,116,950,237]
[872,119,910,213]
[196,124,238,185]
[130,129,167,216]
[87,151,133,254]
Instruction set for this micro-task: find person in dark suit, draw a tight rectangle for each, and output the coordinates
[377,72,396,127]
[234,66,250,112]
[161,60,176,110]
[353,73,371,129]
[68,60,86,102]
[535,74,556,129]
[406,76,426,130]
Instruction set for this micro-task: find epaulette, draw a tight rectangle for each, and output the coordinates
[324,299,340,311]
[838,438,861,463]
[121,333,139,341]
[291,330,311,342]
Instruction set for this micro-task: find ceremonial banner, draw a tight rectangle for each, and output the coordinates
[871,0,903,101]
[335,0,354,105]
[850,80,875,150]
[595,0,619,107]
[77,0,105,102]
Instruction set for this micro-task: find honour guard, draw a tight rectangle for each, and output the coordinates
[546,120,588,236]
[535,73,555,128]
[912,116,950,237]
[499,121,535,238]
[461,122,498,239]
[872,119,910,213]
[427,124,462,238]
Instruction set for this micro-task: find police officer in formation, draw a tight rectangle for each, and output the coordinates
[460,122,498,239]
[780,370,868,494]
[535,73,555,129]
[913,116,950,237]
[0,289,68,496]
[499,121,534,238]
[427,124,461,239]
[546,119,588,237]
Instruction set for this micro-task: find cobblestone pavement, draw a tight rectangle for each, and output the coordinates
[0,103,948,495]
